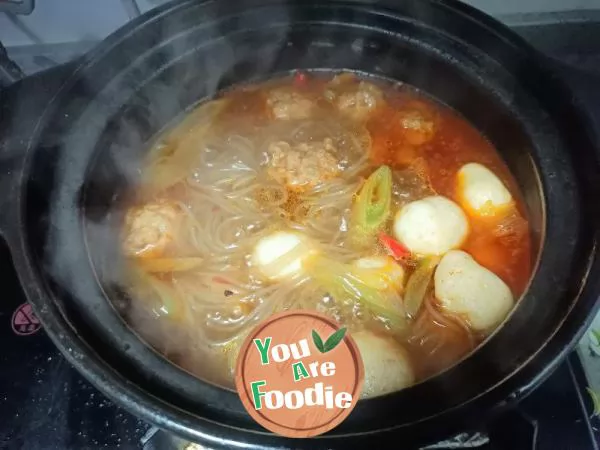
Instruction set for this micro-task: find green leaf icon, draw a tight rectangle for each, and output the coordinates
[312,329,325,353]
[312,327,347,353]
[323,327,347,353]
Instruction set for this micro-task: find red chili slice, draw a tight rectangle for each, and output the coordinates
[378,232,411,260]
[294,71,307,86]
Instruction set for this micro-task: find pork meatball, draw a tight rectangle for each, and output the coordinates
[122,200,181,258]
[266,87,314,120]
[326,74,383,121]
[336,82,383,121]
[353,330,414,398]
[267,138,340,191]
[397,100,437,146]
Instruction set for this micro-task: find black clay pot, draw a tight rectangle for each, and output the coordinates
[1,0,599,448]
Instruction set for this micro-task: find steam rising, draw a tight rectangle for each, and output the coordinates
[42,0,469,376]
[35,0,536,431]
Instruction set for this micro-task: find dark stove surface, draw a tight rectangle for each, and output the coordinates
[2,18,600,450]
[0,238,151,450]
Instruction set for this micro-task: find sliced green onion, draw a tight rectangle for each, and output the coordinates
[304,254,407,330]
[349,165,392,248]
[403,256,441,318]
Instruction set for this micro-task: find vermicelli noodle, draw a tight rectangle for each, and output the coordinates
[114,73,532,393]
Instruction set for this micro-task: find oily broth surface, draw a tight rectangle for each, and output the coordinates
[116,73,532,389]
[367,89,531,295]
